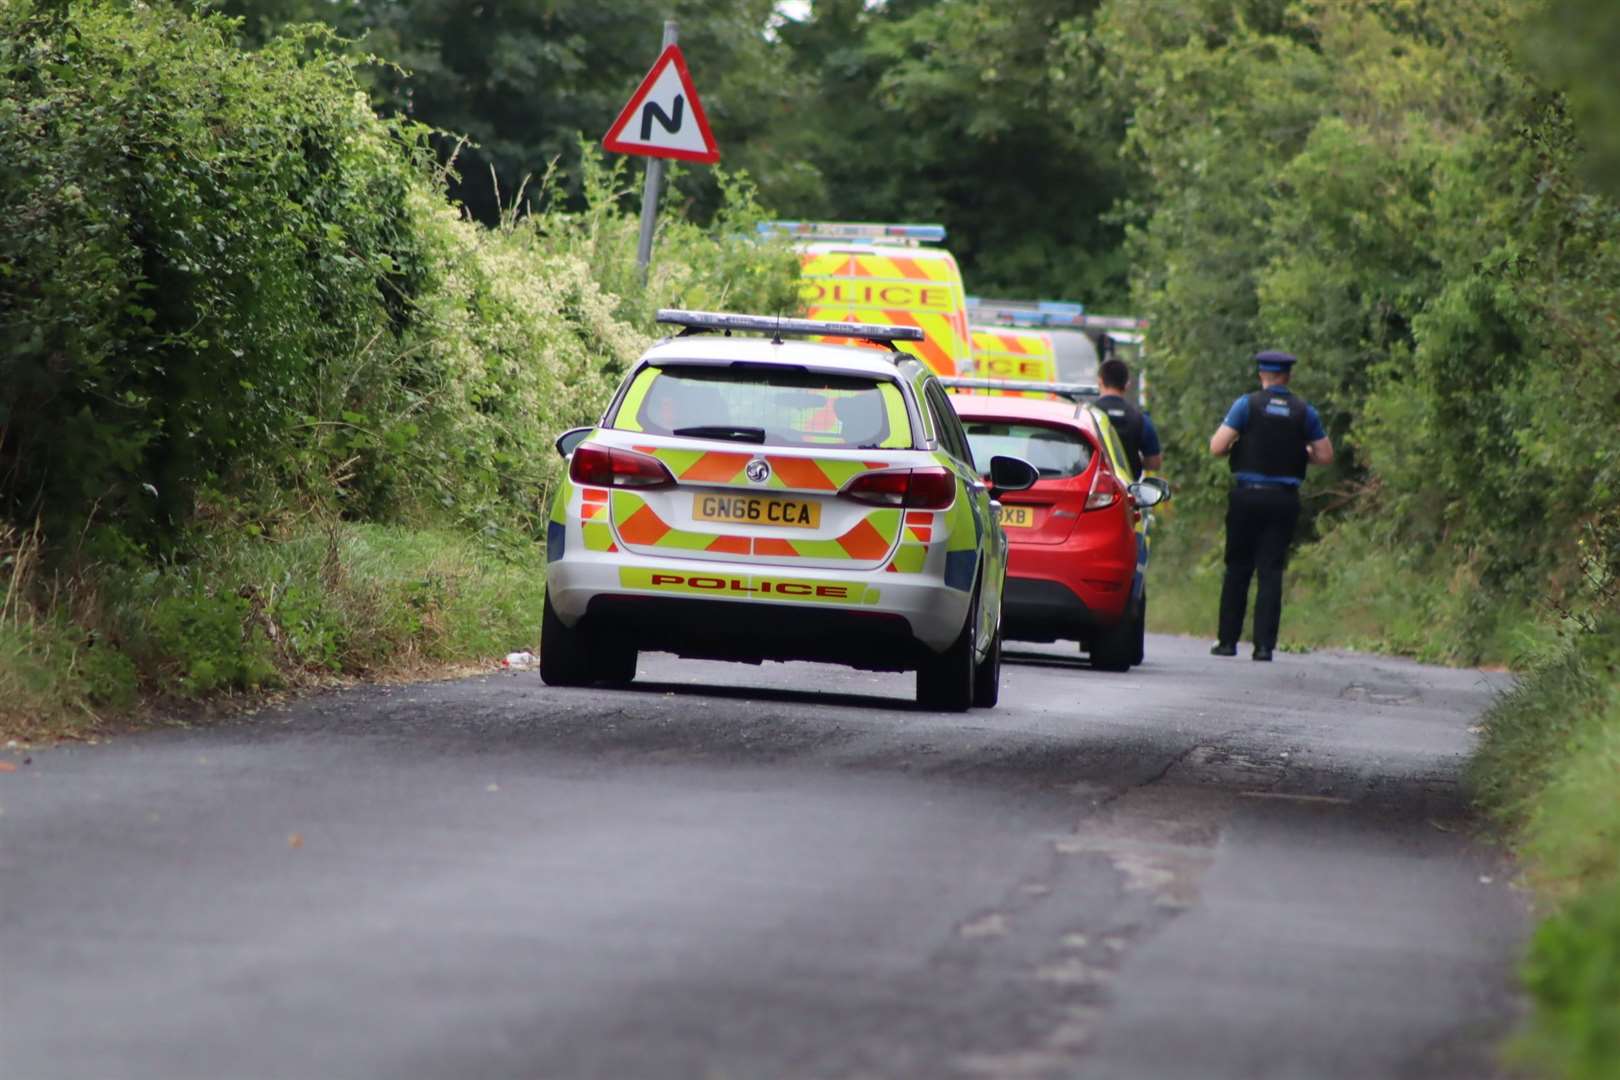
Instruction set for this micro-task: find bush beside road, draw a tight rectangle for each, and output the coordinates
[0,1,798,740]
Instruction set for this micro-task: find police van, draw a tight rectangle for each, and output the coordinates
[760,221,973,376]
[963,326,1060,397]
[966,299,1151,408]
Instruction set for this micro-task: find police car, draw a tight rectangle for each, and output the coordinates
[543,310,1039,711]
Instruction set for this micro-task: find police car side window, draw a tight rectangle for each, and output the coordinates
[925,382,976,470]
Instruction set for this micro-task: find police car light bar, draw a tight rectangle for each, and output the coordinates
[655,309,926,348]
[1081,314,1151,330]
[966,298,1149,331]
[757,221,947,244]
[938,378,1099,401]
[966,298,1083,327]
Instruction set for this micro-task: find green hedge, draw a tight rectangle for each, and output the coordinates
[0,0,799,552]
[0,0,799,735]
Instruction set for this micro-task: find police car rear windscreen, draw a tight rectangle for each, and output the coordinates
[618,366,912,450]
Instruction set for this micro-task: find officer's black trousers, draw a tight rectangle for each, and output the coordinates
[1218,485,1301,650]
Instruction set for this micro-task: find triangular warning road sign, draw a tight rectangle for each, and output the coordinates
[603,43,720,164]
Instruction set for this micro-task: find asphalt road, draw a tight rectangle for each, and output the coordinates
[1,635,1525,1080]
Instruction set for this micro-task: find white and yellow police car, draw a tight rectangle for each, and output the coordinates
[543,310,1039,711]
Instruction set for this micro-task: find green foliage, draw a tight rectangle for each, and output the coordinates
[211,0,802,227]
[1,0,799,556]
[1520,876,1620,1080]
[0,522,553,739]
[1146,512,1545,665]
[147,589,278,695]
[1,1,435,545]
[1523,0,1620,198]
[0,0,800,739]
[1090,0,1619,637]
[209,0,1129,304]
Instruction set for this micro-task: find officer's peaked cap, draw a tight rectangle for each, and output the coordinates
[1254,350,1297,372]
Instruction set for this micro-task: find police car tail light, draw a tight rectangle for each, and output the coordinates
[568,444,675,490]
[841,467,955,510]
[1084,467,1119,511]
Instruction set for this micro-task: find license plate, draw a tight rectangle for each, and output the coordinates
[999,505,1035,528]
[692,493,821,529]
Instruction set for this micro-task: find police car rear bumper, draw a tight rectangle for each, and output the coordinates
[581,595,925,671]
[547,551,972,658]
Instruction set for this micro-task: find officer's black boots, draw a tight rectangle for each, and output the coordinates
[1252,647,1274,662]
[1210,642,1237,657]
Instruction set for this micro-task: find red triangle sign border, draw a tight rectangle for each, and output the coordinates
[602,43,720,164]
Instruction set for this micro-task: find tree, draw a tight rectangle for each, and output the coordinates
[213,0,802,224]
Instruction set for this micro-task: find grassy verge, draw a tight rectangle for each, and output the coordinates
[1146,508,1549,666]
[1469,608,1620,1080]
[0,522,546,743]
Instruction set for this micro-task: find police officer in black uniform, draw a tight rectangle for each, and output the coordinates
[1095,357,1162,478]
[1208,351,1334,660]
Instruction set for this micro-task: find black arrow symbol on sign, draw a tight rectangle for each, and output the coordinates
[640,94,685,140]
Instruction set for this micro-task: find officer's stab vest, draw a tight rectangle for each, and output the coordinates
[1095,394,1145,478]
[1229,390,1310,480]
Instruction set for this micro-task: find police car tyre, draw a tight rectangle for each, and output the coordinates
[1088,607,1136,673]
[972,620,1002,708]
[917,590,978,712]
[591,640,638,686]
[540,592,595,687]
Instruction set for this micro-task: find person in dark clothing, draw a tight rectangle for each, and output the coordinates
[1207,351,1334,661]
[1095,357,1162,479]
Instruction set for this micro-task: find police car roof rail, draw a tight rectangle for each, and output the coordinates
[655,309,925,352]
[756,221,947,245]
[938,377,1099,401]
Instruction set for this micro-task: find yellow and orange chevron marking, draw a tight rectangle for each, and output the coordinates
[967,327,1058,396]
[630,446,893,492]
[886,510,935,573]
[580,488,619,552]
[797,249,971,376]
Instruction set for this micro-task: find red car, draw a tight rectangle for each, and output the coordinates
[945,387,1170,671]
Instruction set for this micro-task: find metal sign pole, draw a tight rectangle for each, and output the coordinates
[635,19,678,283]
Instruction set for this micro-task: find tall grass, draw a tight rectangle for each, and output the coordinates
[0,520,549,742]
[1146,510,1548,666]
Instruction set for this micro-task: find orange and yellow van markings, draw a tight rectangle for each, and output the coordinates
[796,248,971,376]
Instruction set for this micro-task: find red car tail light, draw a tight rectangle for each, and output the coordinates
[1084,466,1120,511]
[842,467,956,510]
[569,444,675,489]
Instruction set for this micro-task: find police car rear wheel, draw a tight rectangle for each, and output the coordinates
[972,622,1002,708]
[540,592,594,687]
[917,594,977,712]
[591,639,638,686]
